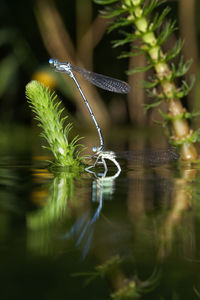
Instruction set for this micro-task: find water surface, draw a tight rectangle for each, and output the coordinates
[0,147,200,300]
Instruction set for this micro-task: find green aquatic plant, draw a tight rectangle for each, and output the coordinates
[26,80,85,169]
[94,0,199,162]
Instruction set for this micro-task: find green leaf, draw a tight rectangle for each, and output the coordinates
[165,39,183,62]
[191,129,200,143]
[143,0,159,17]
[144,99,163,110]
[159,109,172,120]
[118,51,143,59]
[157,20,177,46]
[174,57,193,77]
[112,33,138,47]
[141,79,159,89]
[175,77,195,98]
[108,18,133,33]
[150,7,171,31]
[127,64,153,75]
[118,44,147,58]
[100,6,126,18]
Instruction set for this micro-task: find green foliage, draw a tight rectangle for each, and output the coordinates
[149,7,171,30]
[94,0,194,105]
[165,39,183,62]
[171,57,193,78]
[155,109,200,146]
[94,0,200,155]
[94,0,200,151]
[26,80,85,169]
[157,21,177,46]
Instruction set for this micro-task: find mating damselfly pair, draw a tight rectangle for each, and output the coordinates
[49,58,131,153]
[49,58,130,174]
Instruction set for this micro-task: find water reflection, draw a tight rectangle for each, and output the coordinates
[86,150,121,174]
[27,169,80,254]
[158,166,197,260]
[1,151,200,299]
[62,166,121,259]
[27,160,121,258]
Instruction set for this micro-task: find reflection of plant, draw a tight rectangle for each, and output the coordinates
[27,170,77,254]
[27,171,75,230]
[26,80,85,168]
[73,254,160,299]
[72,255,124,285]
[94,0,199,162]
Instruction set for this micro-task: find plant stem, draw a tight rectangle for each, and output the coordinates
[26,80,85,168]
[126,0,198,161]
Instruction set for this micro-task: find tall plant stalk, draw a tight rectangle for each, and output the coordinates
[95,0,200,162]
[26,80,85,169]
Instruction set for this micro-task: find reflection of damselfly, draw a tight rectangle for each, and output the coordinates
[86,150,121,176]
[49,58,131,153]
[62,165,121,259]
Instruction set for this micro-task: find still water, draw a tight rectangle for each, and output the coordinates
[0,146,200,299]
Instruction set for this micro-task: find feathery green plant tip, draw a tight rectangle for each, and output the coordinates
[25,80,85,169]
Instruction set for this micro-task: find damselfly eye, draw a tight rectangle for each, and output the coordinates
[49,58,54,65]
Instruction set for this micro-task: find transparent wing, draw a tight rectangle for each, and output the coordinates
[71,64,131,94]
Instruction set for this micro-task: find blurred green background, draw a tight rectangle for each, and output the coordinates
[0,0,200,131]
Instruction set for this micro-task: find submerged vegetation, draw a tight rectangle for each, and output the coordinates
[26,80,85,169]
[94,0,200,162]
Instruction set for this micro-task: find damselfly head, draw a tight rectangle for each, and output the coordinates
[49,58,60,67]
[49,58,71,74]
[49,58,58,66]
